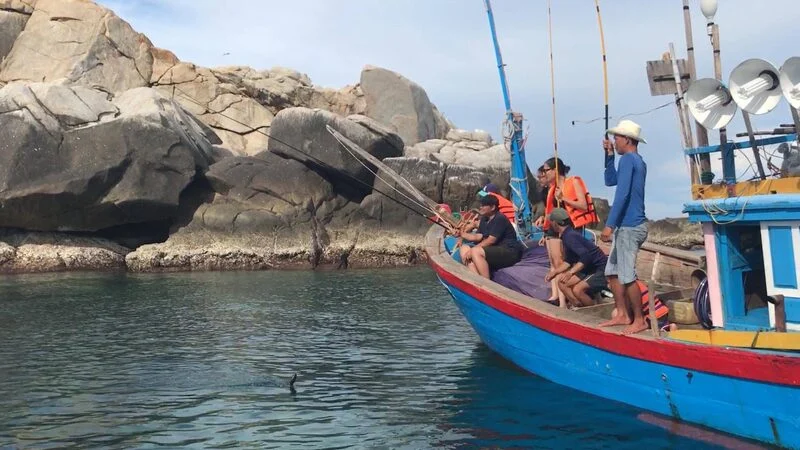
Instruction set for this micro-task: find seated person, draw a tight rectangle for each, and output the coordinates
[457,194,523,278]
[477,182,516,224]
[544,208,608,307]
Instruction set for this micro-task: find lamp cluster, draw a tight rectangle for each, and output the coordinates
[686,57,800,130]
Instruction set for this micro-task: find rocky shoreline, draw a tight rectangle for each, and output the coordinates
[0,220,703,274]
[0,0,699,275]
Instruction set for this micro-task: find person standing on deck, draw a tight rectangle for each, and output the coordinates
[598,120,649,334]
[457,194,523,279]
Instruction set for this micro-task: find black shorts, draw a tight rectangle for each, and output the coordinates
[484,246,522,270]
[579,267,608,294]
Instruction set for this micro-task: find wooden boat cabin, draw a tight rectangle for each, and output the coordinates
[684,135,800,332]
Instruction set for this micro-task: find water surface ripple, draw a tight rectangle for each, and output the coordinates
[0,269,725,449]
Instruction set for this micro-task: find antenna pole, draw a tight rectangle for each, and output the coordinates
[707,18,735,185]
[484,0,531,235]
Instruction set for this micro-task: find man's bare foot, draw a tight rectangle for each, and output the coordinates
[599,315,630,327]
[622,319,649,335]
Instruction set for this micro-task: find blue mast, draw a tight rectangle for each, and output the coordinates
[483,0,531,236]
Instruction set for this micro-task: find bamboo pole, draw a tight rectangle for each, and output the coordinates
[668,43,697,185]
[682,0,711,183]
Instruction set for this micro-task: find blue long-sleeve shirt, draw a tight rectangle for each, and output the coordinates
[604,152,647,229]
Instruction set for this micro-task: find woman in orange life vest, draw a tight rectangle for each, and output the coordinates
[533,157,597,306]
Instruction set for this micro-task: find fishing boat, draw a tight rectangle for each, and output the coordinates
[421,0,800,447]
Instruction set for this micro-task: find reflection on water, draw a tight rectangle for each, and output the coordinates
[0,269,725,449]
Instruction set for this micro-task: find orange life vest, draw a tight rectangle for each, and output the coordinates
[488,192,516,224]
[636,280,669,320]
[544,176,599,229]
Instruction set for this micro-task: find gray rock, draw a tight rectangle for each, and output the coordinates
[201,153,333,232]
[0,0,153,93]
[445,129,492,144]
[361,65,443,146]
[0,85,213,231]
[29,82,118,126]
[0,5,30,62]
[267,107,404,194]
[360,157,446,233]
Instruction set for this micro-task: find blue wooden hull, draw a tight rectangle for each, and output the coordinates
[426,227,800,448]
[441,280,800,447]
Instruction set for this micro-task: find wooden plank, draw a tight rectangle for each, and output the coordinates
[646,58,690,96]
[692,177,800,200]
[668,329,800,351]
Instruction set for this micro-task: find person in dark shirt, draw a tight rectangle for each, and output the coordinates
[458,194,523,278]
[544,208,608,307]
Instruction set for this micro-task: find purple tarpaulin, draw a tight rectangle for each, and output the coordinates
[492,243,551,301]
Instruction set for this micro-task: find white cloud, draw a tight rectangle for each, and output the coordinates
[97,0,800,219]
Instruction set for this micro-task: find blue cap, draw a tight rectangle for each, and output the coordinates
[477,183,499,197]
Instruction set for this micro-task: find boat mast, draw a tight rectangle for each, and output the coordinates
[483,0,531,236]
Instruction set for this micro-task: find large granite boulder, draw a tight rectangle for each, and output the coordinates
[0,0,153,93]
[0,83,214,231]
[0,0,33,62]
[152,63,368,156]
[361,65,450,146]
[200,153,335,232]
[405,130,510,171]
[267,107,404,194]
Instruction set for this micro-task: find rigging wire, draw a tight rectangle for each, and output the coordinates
[329,130,438,215]
[570,101,673,126]
[167,85,449,229]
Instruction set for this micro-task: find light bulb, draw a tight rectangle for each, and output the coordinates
[696,91,728,112]
[737,74,774,99]
[700,0,718,21]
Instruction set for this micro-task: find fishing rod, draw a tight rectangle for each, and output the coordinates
[546,0,561,205]
[168,86,451,230]
[326,126,459,230]
[594,0,612,167]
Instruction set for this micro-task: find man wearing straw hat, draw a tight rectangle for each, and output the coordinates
[598,119,649,334]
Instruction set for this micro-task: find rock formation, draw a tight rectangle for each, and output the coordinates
[0,0,620,274]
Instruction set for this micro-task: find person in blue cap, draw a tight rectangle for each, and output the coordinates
[477,182,516,224]
[457,194,523,278]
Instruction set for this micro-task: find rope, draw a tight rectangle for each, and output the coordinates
[168,86,449,229]
[330,131,437,216]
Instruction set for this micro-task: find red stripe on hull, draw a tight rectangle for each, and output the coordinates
[430,259,800,387]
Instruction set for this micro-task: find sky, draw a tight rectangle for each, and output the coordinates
[97,0,800,219]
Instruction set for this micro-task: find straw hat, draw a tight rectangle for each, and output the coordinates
[607,119,647,144]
